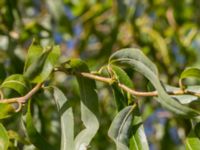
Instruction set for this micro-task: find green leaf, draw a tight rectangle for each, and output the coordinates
[0,103,16,119]
[51,86,74,150]
[25,100,54,150]
[109,65,134,110]
[186,130,200,150]
[109,48,200,118]
[24,42,60,83]
[187,86,200,93]
[172,95,199,104]
[1,74,30,95]
[108,106,133,150]
[164,85,200,104]
[23,40,43,72]
[180,67,200,87]
[66,59,99,150]
[0,123,9,150]
[108,106,149,150]
[129,108,149,150]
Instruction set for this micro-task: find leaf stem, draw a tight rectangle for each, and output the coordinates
[0,83,43,104]
[79,72,197,97]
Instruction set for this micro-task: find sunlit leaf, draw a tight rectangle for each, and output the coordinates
[25,100,55,150]
[0,103,16,119]
[108,106,133,150]
[1,74,30,95]
[186,130,200,150]
[180,67,200,87]
[0,123,9,150]
[164,85,200,104]
[109,48,200,118]
[187,86,200,93]
[172,95,199,104]
[129,107,149,150]
[51,86,74,150]
[108,105,149,150]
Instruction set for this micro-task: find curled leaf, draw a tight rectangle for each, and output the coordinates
[180,67,200,88]
[1,74,30,95]
[109,48,200,118]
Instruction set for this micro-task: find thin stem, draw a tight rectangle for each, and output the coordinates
[80,72,199,97]
[118,83,158,96]
[0,83,43,104]
[80,72,113,84]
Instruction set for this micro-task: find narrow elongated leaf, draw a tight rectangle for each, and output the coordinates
[109,48,200,118]
[108,106,134,150]
[109,65,149,150]
[0,103,16,119]
[108,106,149,150]
[51,86,74,150]
[180,67,200,87]
[24,40,43,72]
[25,100,54,150]
[24,43,60,83]
[1,74,30,95]
[0,123,9,150]
[129,107,149,150]
[110,65,134,110]
[65,59,99,150]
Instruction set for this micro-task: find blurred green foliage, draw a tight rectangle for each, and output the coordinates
[1,0,200,149]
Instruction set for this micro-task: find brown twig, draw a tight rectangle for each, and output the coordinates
[0,83,43,104]
[79,72,200,97]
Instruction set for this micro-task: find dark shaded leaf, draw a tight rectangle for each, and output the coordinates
[25,100,54,150]
[65,59,99,150]
[194,122,200,140]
